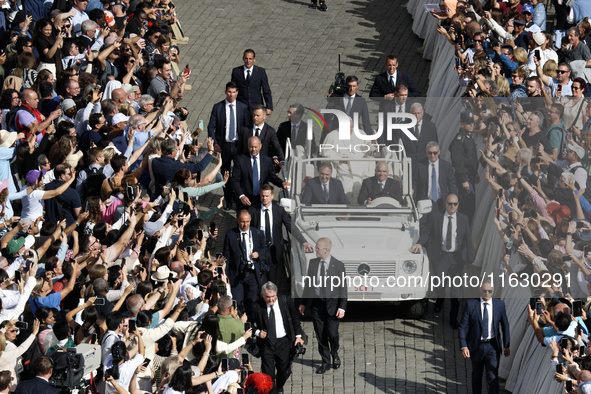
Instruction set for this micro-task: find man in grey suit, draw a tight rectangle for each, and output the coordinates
[301,162,349,205]
[413,141,458,212]
[402,103,438,165]
[411,194,474,328]
[358,162,402,205]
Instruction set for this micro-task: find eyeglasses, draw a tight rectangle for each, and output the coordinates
[427,151,439,155]
[8,329,17,333]
[447,202,459,206]
[573,86,582,90]
[557,70,569,74]
[64,24,71,28]
[481,289,493,294]
[474,39,484,43]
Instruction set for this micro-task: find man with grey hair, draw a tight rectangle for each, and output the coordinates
[137,94,155,115]
[217,295,245,357]
[402,102,438,165]
[249,282,304,394]
[413,141,457,211]
[78,19,105,51]
[92,278,114,316]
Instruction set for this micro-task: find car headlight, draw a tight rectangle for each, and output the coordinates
[403,260,417,274]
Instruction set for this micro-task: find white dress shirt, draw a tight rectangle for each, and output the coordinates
[224,100,238,142]
[251,154,261,182]
[260,204,273,239]
[442,212,457,252]
[267,302,287,339]
[388,71,397,89]
[244,66,254,80]
[428,159,440,201]
[343,94,356,109]
[240,229,254,262]
[253,123,265,138]
[480,298,494,341]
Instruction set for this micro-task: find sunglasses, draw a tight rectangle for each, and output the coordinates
[481,289,493,294]
[427,151,439,155]
[557,70,569,74]
[448,202,459,206]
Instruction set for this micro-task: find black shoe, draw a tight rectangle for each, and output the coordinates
[319,0,327,10]
[333,355,341,369]
[450,319,459,329]
[316,363,330,374]
[309,1,317,8]
[276,389,284,394]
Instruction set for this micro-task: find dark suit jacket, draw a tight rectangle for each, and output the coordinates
[207,99,251,147]
[231,154,285,200]
[413,159,458,203]
[250,202,307,263]
[369,70,420,98]
[14,376,60,394]
[277,121,316,154]
[417,211,474,268]
[301,177,349,205]
[357,176,402,205]
[222,226,267,287]
[231,65,273,111]
[459,298,510,355]
[325,94,373,134]
[238,123,284,161]
[300,256,348,315]
[250,296,304,344]
[401,118,438,165]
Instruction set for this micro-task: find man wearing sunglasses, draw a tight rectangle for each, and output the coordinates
[411,194,474,327]
[458,280,510,394]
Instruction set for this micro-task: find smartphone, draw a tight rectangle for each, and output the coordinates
[567,380,573,392]
[577,221,585,229]
[535,301,543,315]
[455,57,461,68]
[232,300,237,309]
[204,287,213,300]
[561,338,569,349]
[531,158,541,165]
[221,358,229,372]
[14,271,21,283]
[59,210,66,222]
[197,229,203,241]
[556,363,563,374]
[241,353,249,365]
[169,273,178,283]
[15,321,28,329]
[534,49,541,62]
[244,322,251,331]
[90,333,97,343]
[497,188,503,199]
[508,212,513,223]
[94,297,106,306]
[185,246,192,255]
[216,266,224,276]
[184,64,190,75]
[237,389,244,394]
[129,319,136,333]
[142,358,151,367]
[581,345,586,356]
[574,300,583,317]
[562,255,572,262]
[529,209,538,219]
[184,264,192,272]
[84,201,89,212]
[210,222,216,233]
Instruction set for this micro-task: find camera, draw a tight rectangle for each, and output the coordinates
[292,343,306,358]
[328,54,347,97]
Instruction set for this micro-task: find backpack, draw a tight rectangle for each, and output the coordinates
[545,124,567,156]
[80,167,106,201]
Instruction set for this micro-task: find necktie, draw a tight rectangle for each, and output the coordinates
[379,182,384,191]
[446,215,453,251]
[241,233,248,262]
[415,124,420,137]
[431,163,438,202]
[389,75,395,90]
[398,105,402,113]
[229,104,236,141]
[320,260,326,297]
[346,96,353,115]
[291,124,297,142]
[268,306,276,340]
[482,302,489,339]
[323,183,329,202]
[252,156,260,196]
[246,69,251,84]
[264,208,272,246]
[255,127,260,137]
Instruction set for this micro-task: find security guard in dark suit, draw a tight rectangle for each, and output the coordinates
[449,111,478,224]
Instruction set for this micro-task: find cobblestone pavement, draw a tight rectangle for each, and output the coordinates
[171,0,506,392]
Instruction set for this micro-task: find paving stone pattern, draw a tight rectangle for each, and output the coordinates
[171,0,506,392]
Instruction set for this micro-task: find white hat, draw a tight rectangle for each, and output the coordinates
[0,130,17,148]
[151,265,177,282]
[121,83,140,95]
[112,113,130,125]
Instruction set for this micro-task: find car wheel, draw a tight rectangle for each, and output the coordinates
[405,299,427,319]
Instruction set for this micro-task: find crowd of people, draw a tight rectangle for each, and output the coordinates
[426,0,591,393]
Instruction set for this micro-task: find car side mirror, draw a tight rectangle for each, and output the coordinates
[280,198,294,213]
[417,199,433,215]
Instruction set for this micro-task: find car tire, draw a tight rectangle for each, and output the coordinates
[405,299,427,319]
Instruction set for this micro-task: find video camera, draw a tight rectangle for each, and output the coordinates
[328,54,348,97]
